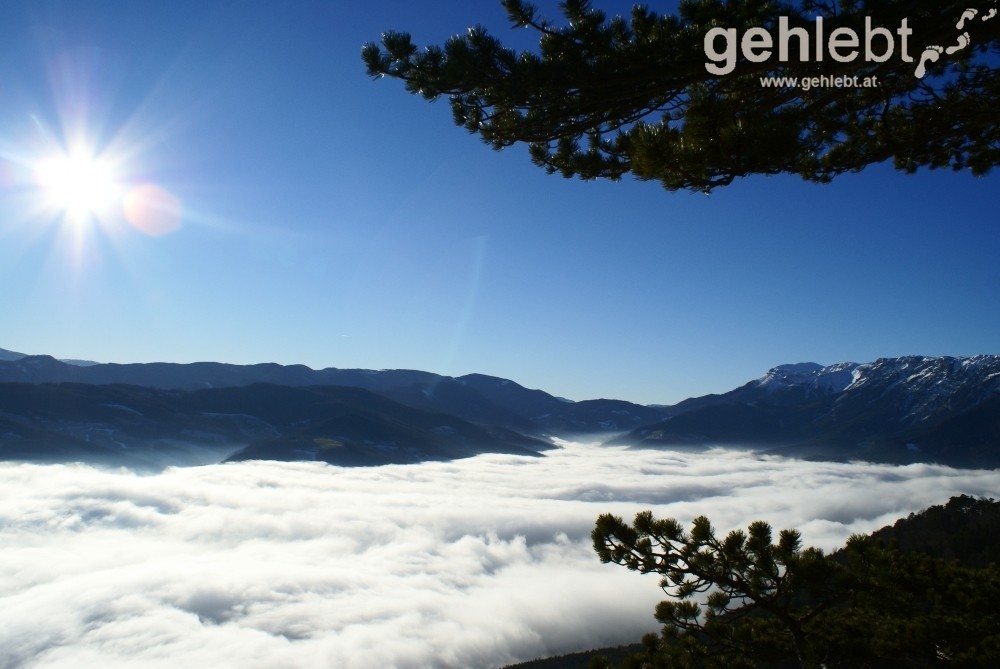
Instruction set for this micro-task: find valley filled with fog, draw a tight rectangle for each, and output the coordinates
[3,441,997,669]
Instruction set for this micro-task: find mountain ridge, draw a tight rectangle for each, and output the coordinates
[0,351,671,436]
[621,355,1000,467]
[2,349,997,469]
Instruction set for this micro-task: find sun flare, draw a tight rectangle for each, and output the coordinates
[34,150,120,223]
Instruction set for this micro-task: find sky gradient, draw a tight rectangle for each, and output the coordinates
[1,1,997,405]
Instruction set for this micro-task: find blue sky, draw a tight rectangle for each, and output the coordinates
[0,1,997,405]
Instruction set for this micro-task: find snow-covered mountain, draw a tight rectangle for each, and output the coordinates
[750,355,1000,426]
[840,355,1000,421]
[755,361,859,393]
[625,355,1000,467]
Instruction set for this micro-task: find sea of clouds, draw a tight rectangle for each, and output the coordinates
[2,441,998,669]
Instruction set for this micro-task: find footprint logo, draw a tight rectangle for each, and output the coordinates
[915,45,944,78]
[914,6,997,78]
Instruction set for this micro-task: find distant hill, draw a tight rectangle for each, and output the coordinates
[0,354,668,437]
[0,382,551,469]
[0,347,97,366]
[498,645,641,669]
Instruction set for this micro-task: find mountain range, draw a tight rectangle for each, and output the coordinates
[0,348,997,469]
[620,356,1000,468]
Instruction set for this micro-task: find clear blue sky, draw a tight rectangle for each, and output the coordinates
[1,1,997,405]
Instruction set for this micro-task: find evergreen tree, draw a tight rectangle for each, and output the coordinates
[592,512,843,668]
[363,0,1000,192]
[591,506,1000,668]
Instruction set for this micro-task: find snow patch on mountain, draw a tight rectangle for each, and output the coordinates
[757,361,859,393]
[843,355,1000,424]
[846,356,1000,394]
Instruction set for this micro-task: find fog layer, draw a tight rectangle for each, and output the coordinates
[2,442,997,669]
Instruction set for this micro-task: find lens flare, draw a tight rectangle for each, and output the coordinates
[123,184,182,236]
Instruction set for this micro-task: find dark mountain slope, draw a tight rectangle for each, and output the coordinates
[856,494,1000,568]
[0,382,551,469]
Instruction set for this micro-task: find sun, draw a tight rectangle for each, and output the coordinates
[34,149,121,224]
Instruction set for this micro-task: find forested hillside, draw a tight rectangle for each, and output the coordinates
[506,496,1000,669]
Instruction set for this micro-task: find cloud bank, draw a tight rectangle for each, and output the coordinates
[2,442,997,669]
